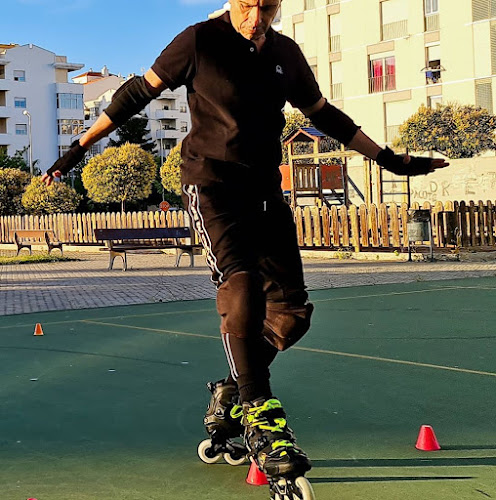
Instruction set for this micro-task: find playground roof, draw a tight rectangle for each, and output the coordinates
[284,127,326,145]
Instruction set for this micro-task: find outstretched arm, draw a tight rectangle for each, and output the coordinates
[300,97,449,175]
[42,69,167,186]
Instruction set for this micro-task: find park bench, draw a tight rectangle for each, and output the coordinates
[94,227,202,271]
[14,229,63,256]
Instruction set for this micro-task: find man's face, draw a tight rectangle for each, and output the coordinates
[230,0,281,41]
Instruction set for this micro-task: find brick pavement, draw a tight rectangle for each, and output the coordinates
[1,250,495,316]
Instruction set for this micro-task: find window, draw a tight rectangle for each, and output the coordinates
[89,107,99,119]
[424,0,440,30]
[428,95,443,108]
[180,121,188,132]
[14,97,27,108]
[180,102,187,113]
[385,100,411,143]
[381,0,408,40]
[13,70,26,82]
[58,146,71,158]
[57,93,83,110]
[369,56,396,93]
[310,64,318,80]
[89,144,101,156]
[58,119,84,135]
[304,0,315,10]
[294,22,305,51]
[425,45,442,84]
[329,14,341,53]
[0,65,5,80]
[425,0,439,15]
[16,124,28,135]
[330,62,343,100]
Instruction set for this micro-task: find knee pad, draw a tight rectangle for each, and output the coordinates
[263,301,314,351]
[216,271,265,338]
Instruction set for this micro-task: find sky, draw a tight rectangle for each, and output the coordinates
[2,0,226,78]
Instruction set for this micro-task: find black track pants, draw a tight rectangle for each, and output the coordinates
[182,181,309,402]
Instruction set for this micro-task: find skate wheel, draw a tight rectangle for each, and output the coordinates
[223,452,246,466]
[272,477,315,500]
[197,439,222,464]
[294,477,315,500]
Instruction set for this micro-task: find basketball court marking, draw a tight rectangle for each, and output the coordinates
[311,285,496,304]
[80,319,496,379]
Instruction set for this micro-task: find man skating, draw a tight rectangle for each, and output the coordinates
[43,1,449,497]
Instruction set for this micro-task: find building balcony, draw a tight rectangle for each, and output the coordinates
[425,14,440,32]
[155,109,181,120]
[330,82,343,100]
[329,35,341,53]
[156,129,180,140]
[368,75,396,93]
[0,132,11,144]
[157,91,182,101]
[381,20,408,41]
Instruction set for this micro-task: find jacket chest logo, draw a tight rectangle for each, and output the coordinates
[275,65,284,75]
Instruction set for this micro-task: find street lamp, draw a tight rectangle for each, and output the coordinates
[22,110,33,175]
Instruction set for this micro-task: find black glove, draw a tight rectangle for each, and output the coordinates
[376,147,432,176]
[46,140,87,177]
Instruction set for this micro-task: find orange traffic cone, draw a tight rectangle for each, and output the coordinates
[246,460,269,486]
[33,323,44,336]
[415,425,441,451]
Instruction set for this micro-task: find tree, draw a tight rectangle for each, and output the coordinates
[22,177,82,215]
[0,148,29,172]
[82,142,156,212]
[108,116,156,153]
[394,103,496,159]
[0,168,30,215]
[160,143,182,195]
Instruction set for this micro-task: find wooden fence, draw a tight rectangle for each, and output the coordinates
[1,200,495,251]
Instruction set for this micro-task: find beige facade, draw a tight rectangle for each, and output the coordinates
[280,0,495,146]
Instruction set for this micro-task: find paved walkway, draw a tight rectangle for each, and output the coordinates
[1,251,496,316]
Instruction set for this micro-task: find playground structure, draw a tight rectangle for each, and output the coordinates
[284,127,411,208]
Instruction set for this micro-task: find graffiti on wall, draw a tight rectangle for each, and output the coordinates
[410,159,496,202]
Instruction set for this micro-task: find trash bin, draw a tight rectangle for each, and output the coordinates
[407,209,433,261]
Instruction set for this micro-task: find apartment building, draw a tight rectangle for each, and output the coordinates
[0,44,84,172]
[280,0,495,146]
[145,85,191,160]
[73,66,191,161]
[72,67,125,157]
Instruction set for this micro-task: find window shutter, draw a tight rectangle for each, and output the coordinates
[491,21,496,74]
[475,78,493,113]
[473,0,489,22]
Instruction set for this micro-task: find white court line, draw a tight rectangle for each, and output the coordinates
[311,286,494,303]
[81,320,496,379]
[81,319,219,341]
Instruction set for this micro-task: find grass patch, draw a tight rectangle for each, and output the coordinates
[0,253,77,265]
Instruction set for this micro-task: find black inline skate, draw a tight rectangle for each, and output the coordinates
[197,379,248,466]
[243,398,315,500]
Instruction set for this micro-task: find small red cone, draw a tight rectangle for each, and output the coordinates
[33,323,44,336]
[415,425,441,451]
[246,460,269,486]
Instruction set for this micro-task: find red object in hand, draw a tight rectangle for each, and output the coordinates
[53,171,62,178]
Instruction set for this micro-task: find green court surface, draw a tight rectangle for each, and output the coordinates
[1,277,496,500]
